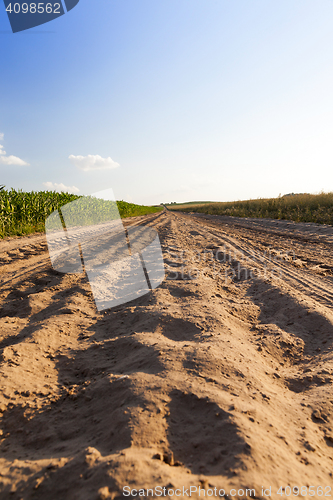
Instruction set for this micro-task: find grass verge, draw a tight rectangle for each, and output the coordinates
[169,193,333,225]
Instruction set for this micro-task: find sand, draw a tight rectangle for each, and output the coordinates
[0,209,332,499]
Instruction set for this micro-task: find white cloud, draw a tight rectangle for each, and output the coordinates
[69,154,120,171]
[0,133,29,166]
[0,155,29,166]
[43,182,80,193]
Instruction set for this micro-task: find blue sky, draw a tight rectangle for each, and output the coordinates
[1,0,333,204]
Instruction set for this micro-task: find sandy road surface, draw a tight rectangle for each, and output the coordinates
[0,210,333,500]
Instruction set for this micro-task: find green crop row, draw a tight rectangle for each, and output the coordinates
[169,192,333,225]
[0,188,162,238]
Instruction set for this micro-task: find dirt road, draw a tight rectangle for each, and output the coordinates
[0,210,332,499]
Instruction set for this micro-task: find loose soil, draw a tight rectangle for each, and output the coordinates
[0,210,332,499]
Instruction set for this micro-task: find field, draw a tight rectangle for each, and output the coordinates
[169,192,333,225]
[0,188,162,238]
[164,201,213,208]
[1,209,333,499]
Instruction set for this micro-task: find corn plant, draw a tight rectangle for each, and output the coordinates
[0,188,163,238]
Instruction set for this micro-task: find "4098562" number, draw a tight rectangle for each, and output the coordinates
[6,3,61,14]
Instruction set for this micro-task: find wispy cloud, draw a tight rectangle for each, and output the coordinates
[69,154,120,171]
[43,182,80,193]
[0,133,29,166]
[0,155,30,166]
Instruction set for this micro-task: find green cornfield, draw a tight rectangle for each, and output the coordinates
[116,200,163,219]
[0,188,163,238]
[169,192,333,226]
